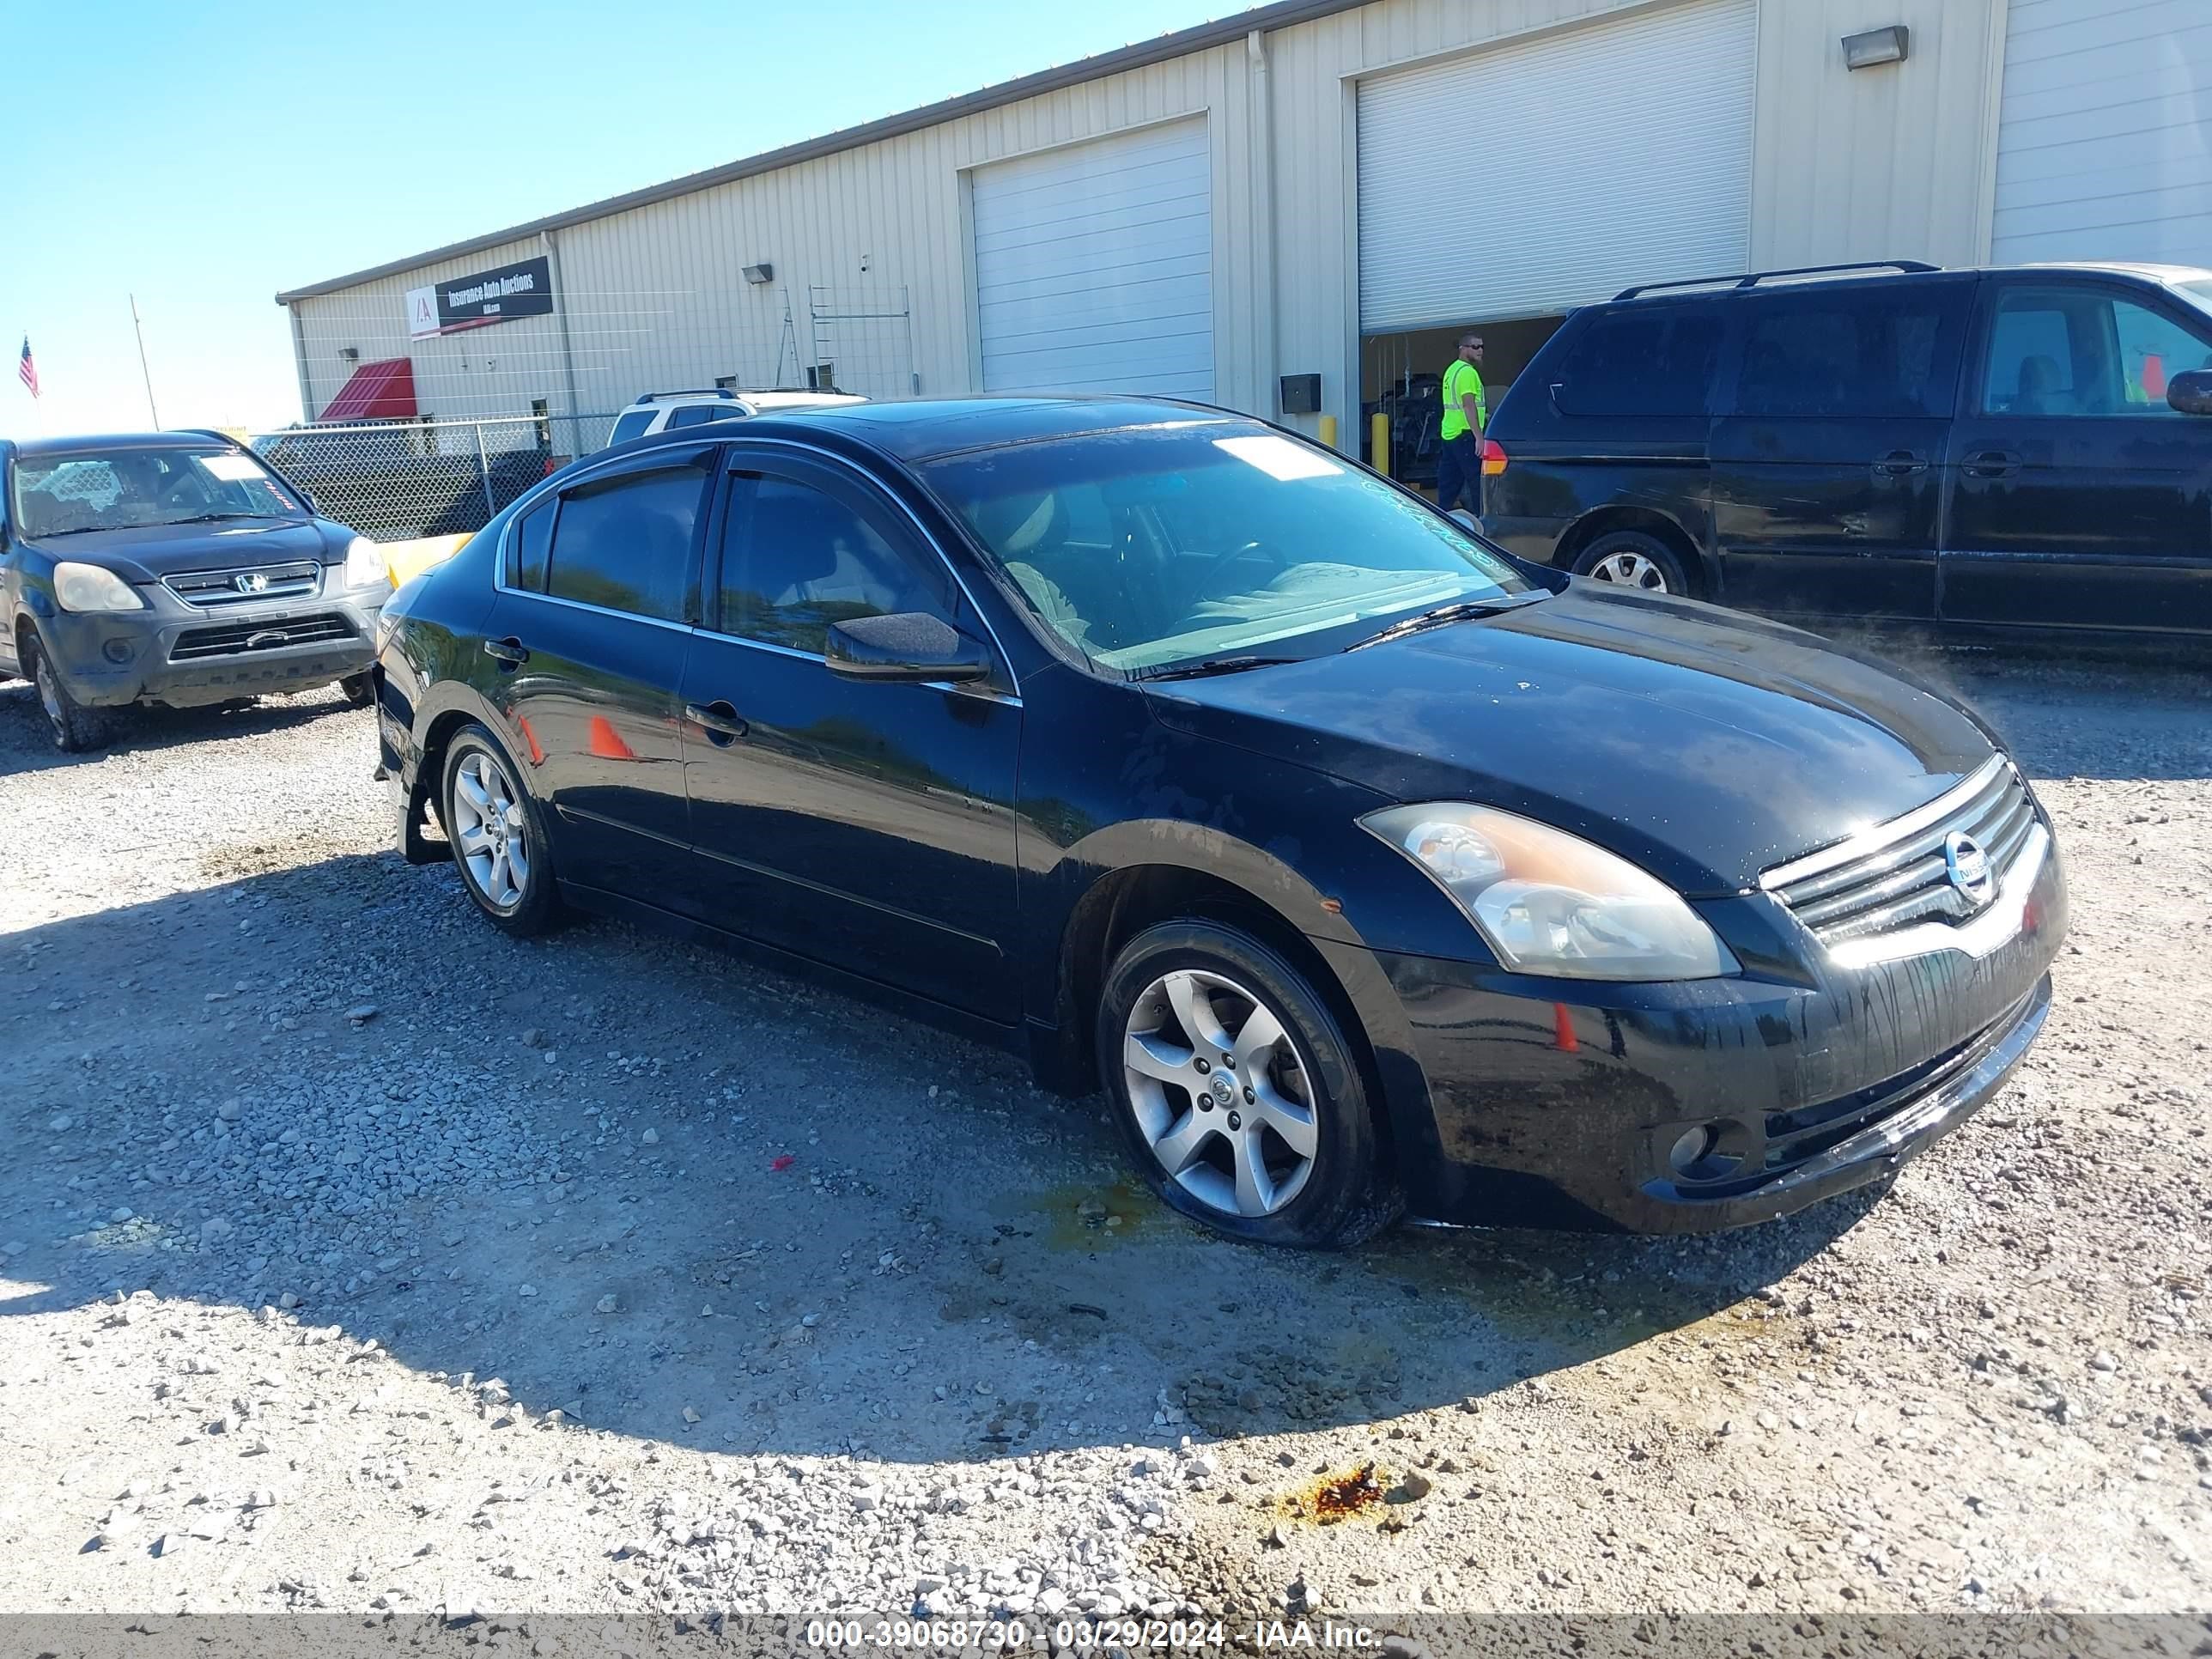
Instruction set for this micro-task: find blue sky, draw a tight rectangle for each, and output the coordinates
[5,0,1254,439]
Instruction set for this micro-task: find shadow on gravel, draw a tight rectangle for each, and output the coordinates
[0,853,1873,1468]
[0,679,349,776]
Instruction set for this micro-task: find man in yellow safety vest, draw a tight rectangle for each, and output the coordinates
[1435,331,1487,519]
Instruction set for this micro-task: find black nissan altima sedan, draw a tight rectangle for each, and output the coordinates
[373,397,2067,1247]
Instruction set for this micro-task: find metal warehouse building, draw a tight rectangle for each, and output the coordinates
[276,0,2212,453]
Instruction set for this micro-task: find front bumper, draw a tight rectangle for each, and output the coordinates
[40,577,384,709]
[1324,820,2068,1233]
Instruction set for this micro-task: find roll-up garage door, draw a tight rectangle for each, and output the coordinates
[1990,0,2212,265]
[1357,0,1756,332]
[971,118,1213,397]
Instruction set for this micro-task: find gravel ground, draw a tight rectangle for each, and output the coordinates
[0,650,2207,1629]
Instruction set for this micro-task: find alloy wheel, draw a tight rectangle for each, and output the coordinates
[1121,968,1318,1218]
[1588,550,1670,592]
[450,750,532,910]
[34,656,64,733]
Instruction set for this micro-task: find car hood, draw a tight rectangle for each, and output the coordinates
[23,519,346,580]
[1144,585,2001,895]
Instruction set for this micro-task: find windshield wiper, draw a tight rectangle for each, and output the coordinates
[162,512,286,526]
[1133,653,1303,683]
[1343,591,1549,651]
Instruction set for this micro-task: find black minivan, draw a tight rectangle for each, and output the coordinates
[1482,260,2212,644]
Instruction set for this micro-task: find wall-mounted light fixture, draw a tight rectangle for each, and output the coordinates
[339,346,360,362]
[742,263,774,285]
[1842,25,1909,69]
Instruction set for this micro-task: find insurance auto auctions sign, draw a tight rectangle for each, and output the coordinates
[404,256,554,337]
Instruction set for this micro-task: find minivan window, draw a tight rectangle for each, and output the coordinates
[1553,307,1724,416]
[666,404,740,428]
[1734,289,1963,419]
[1981,286,2212,417]
[542,466,702,621]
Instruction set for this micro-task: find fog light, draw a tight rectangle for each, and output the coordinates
[1668,1125,1717,1174]
[102,638,135,664]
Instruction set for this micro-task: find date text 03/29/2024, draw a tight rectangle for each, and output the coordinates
[801,1620,1393,1650]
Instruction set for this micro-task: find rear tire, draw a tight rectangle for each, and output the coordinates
[27,636,115,754]
[441,723,562,937]
[1572,530,1692,597]
[1096,920,1401,1249]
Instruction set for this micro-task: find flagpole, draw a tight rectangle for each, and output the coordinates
[131,294,161,428]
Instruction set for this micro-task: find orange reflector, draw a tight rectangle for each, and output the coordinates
[517,715,545,766]
[1480,438,1509,477]
[586,716,636,761]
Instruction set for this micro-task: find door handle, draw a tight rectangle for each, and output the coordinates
[483,637,530,668]
[1873,449,1929,477]
[1963,449,2021,479]
[684,700,749,744]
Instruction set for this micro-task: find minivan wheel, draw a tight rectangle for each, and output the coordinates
[1097,921,1401,1249]
[1574,531,1692,596]
[441,723,562,936]
[27,637,114,754]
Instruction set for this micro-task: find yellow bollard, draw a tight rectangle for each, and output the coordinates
[1317,414,1338,452]
[1371,411,1392,478]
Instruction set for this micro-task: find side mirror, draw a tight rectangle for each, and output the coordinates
[825,612,992,684]
[2166,369,2212,416]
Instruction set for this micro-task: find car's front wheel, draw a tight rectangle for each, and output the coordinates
[26,636,114,754]
[339,672,375,708]
[1097,920,1400,1249]
[441,724,561,936]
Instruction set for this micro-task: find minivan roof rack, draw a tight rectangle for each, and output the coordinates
[1613,261,1939,301]
[637,388,740,403]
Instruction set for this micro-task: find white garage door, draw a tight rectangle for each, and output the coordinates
[1357,0,1756,332]
[1991,0,2212,266]
[971,118,1212,398]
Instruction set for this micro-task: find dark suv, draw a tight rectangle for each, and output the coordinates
[1,432,388,750]
[1482,260,2212,644]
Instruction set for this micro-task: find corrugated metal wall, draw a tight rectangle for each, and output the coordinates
[291,0,2013,441]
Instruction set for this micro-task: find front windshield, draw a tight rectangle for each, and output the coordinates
[924,422,1533,671]
[2174,277,2212,325]
[12,447,307,538]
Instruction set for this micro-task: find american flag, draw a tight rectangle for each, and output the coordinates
[16,337,36,399]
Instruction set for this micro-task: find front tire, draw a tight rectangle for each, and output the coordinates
[1572,530,1692,597]
[441,724,562,936]
[27,636,115,754]
[1096,921,1400,1249]
[340,672,375,708]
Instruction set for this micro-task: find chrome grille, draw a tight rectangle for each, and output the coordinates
[164,561,322,607]
[169,614,355,662]
[1763,757,2039,951]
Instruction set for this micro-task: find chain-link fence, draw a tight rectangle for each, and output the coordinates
[247,414,622,543]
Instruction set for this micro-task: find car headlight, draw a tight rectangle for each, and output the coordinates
[343,535,388,590]
[52,562,147,613]
[1360,803,1739,981]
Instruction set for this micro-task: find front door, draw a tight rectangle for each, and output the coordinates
[1709,278,1972,623]
[678,449,1022,1024]
[1942,278,2212,637]
[483,451,714,897]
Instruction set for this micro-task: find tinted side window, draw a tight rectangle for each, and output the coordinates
[544,467,703,621]
[511,501,553,592]
[666,404,740,428]
[608,410,656,444]
[1981,285,2212,416]
[720,474,949,653]
[1553,307,1724,416]
[1735,289,1964,418]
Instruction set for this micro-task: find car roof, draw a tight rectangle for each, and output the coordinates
[1602,258,2212,309]
[601,394,1246,466]
[11,431,241,459]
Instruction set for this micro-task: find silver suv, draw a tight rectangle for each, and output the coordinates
[606,387,865,445]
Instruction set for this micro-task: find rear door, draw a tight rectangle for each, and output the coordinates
[1942,276,2212,636]
[678,447,1023,1023]
[482,447,715,897]
[1709,277,1972,623]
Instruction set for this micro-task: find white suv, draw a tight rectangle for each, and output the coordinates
[607,387,865,445]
